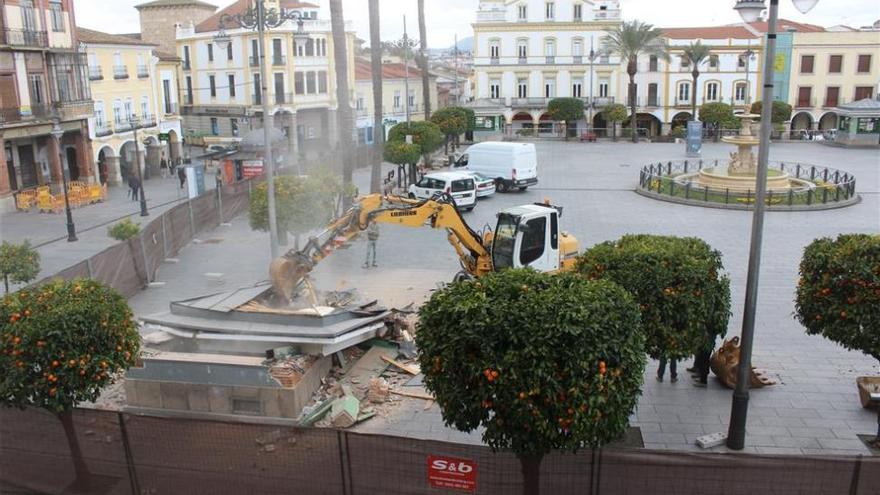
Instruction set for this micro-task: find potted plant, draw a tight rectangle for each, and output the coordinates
[795,234,880,410]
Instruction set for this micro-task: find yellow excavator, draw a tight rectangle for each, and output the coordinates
[270,193,579,302]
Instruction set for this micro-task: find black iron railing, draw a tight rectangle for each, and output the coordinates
[637,160,858,209]
[2,29,48,48]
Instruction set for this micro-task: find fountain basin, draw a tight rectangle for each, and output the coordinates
[696,166,801,193]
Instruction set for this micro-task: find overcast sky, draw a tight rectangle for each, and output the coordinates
[74,0,880,48]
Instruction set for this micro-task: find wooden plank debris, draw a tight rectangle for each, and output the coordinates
[391,388,434,401]
[381,356,420,375]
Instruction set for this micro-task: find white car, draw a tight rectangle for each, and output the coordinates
[408,171,477,211]
[466,172,496,198]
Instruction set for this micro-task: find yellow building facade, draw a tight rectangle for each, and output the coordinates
[80,28,167,186]
[788,30,880,131]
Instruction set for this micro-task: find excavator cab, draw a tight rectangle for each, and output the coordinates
[492,203,574,274]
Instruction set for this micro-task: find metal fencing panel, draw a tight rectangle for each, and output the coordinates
[0,408,133,495]
[89,242,143,298]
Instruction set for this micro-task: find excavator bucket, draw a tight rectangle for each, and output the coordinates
[270,252,315,303]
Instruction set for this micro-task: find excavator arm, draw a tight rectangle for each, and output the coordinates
[270,193,493,302]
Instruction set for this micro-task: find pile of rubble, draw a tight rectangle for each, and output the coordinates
[297,313,431,428]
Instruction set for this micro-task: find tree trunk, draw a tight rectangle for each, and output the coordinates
[629,76,638,143]
[330,0,354,209]
[518,453,544,495]
[418,0,430,120]
[4,274,8,294]
[58,410,91,492]
[691,71,699,122]
[368,0,383,194]
[611,121,617,142]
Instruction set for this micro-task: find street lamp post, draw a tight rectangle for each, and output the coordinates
[741,43,756,108]
[588,37,597,131]
[727,0,819,451]
[50,122,77,242]
[214,0,308,259]
[129,114,149,217]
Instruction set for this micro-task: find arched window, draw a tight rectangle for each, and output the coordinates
[517,38,528,60]
[572,38,584,57]
[489,38,500,59]
[705,81,720,102]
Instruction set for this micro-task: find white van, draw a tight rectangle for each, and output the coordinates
[454,142,539,193]
[408,171,478,211]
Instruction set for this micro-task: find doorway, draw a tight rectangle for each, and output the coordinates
[66,147,79,180]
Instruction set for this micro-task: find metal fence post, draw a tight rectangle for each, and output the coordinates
[218,184,224,225]
[788,189,794,206]
[138,234,151,284]
[117,412,141,495]
[725,188,730,205]
[704,185,709,202]
[188,200,196,239]
[161,214,169,259]
[685,182,691,200]
[796,164,801,178]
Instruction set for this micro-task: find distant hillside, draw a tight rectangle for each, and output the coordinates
[450,36,473,53]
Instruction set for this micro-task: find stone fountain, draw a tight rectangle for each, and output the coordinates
[696,114,795,192]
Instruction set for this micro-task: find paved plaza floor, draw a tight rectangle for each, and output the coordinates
[0,160,215,288]
[120,141,876,454]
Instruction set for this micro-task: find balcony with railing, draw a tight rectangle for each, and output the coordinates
[518,57,528,65]
[140,114,157,128]
[545,56,556,64]
[590,96,615,108]
[250,56,260,67]
[272,55,286,66]
[476,8,507,22]
[275,92,295,104]
[573,56,583,64]
[95,121,113,137]
[89,66,103,81]
[796,97,816,109]
[490,57,499,65]
[0,104,52,124]
[114,119,133,132]
[184,94,194,105]
[113,65,129,80]
[137,65,149,78]
[1,29,48,48]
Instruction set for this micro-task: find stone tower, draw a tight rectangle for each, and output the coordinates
[136,0,218,54]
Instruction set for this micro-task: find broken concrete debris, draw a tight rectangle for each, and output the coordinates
[330,395,361,428]
[368,378,390,404]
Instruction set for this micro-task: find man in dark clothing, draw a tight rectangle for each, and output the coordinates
[128,175,140,202]
[177,166,187,189]
[692,331,715,387]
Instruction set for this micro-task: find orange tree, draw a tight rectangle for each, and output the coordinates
[796,234,880,364]
[417,269,645,495]
[577,235,731,362]
[0,279,140,491]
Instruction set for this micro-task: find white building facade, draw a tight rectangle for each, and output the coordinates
[470,0,624,135]
[176,0,356,160]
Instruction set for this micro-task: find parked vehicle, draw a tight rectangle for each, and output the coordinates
[465,172,496,198]
[408,171,477,211]
[453,142,538,193]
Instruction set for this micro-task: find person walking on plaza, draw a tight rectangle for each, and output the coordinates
[657,355,678,383]
[177,166,187,190]
[160,155,168,178]
[363,223,379,268]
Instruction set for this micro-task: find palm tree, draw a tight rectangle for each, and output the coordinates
[330,0,354,207]
[681,41,711,122]
[602,20,668,143]
[368,0,383,194]
[418,0,431,120]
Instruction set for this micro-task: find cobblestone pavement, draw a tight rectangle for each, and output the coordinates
[0,155,215,287]
[125,141,879,455]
